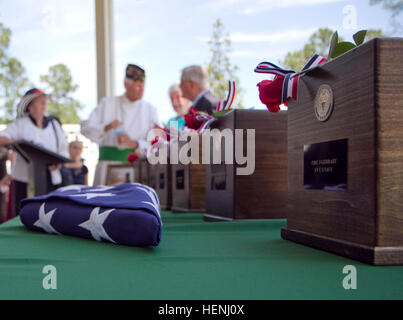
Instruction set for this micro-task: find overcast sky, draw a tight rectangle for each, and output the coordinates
[0,0,395,123]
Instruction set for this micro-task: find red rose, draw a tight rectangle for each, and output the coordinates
[257,76,285,113]
[128,153,139,164]
[152,128,172,146]
[184,108,205,130]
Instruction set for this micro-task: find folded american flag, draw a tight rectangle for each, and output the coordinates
[20,184,162,247]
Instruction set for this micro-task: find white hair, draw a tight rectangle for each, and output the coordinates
[168,83,181,96]
[181,65,210,90]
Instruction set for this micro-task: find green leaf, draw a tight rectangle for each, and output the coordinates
[213,109,233,118]
[328,31,339,60]
[353,30,367,46]
[331,41,357,58]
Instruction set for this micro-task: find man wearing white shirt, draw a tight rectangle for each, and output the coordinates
[81,64,160,186]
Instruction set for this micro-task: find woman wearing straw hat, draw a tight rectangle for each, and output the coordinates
[0,88,69,217]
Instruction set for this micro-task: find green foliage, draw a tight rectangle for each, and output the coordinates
[212,109,232,119]
[366,29,386,40]
[353,30,367,46]
[207,19,243,109]
[40,64,83,124]
[283,28,386,70]
[1,58,31,123]
[328,30,365,58]
[328,30,385,59]
[370,0,403,16]
[370,0,403,33]
[282,28,335,71]
[0,22,83,125]
[328,31,339,61]
[281,50,306,72]
[0,23,11,60]
[0,23,31,123]
[330,41,357,58]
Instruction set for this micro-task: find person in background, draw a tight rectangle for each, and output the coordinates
[0,147,9,223]
[4,150,14,222]
[0,88,69,216]
[180,65,219,115]
[166,84,191,132]
[61,141,89,186]
[81,64,160,186]
[107,170,127,186]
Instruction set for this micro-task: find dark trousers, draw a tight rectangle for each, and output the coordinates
[12,180,27,217]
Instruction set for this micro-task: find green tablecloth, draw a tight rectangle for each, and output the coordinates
[0,211,402,300]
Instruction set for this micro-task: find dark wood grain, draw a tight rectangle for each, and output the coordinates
[283,38,403,265]
[148,164,158,190]
[171,137,206,213]
[189,164,206,210]
[133,161,142,183]
[205,111,236,220]
[376,38,403,248]
[287,38,377,246]
[205,109,288,221]
[140,160,150,186]
[156,164,172,210]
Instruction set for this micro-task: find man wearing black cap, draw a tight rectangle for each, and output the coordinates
[81,64,160,186]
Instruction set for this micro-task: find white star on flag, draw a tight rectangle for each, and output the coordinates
[85,186,116,193]
[79,207,116,243]
[34,203,61,235]
[70,193,116,200]
[58,185,84,193]
[136,186,161,219]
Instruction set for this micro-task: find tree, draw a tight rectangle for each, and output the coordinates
[40,64,83,124]
[0,23,11,63]
[282,28,385,70]
[1,58,30,122]
[0,23,31,123]
[370,0,403,16]
[366,29,385,40]
[207,19,243,108]
[282,28,334,71]
[0,22,83,124]
[370,0,403,33]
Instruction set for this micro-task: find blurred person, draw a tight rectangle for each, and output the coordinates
[81,64,160,186]
[0,175,12,189]
[0,88,69,216]
[166,84,191,132]
[180,65,219,115]
[4,150,14,222]
[0,147,9,223]
[61,141,89,186]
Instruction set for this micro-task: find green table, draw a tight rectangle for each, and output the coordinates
[0,211,402,300]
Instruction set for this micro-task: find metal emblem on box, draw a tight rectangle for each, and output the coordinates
[314,84,334,122]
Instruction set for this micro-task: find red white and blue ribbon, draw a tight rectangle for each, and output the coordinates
[255,54,327,104]
[216,81,236,112]
[182,81,237,134]
[197,118,216,134]
[254,62,295,77]
[195,80,237,133]
[301,54,327,72]
[195,113,215,134]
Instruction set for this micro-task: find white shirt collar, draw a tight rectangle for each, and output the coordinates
[123,94,142,105]
[192,90,210,108]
